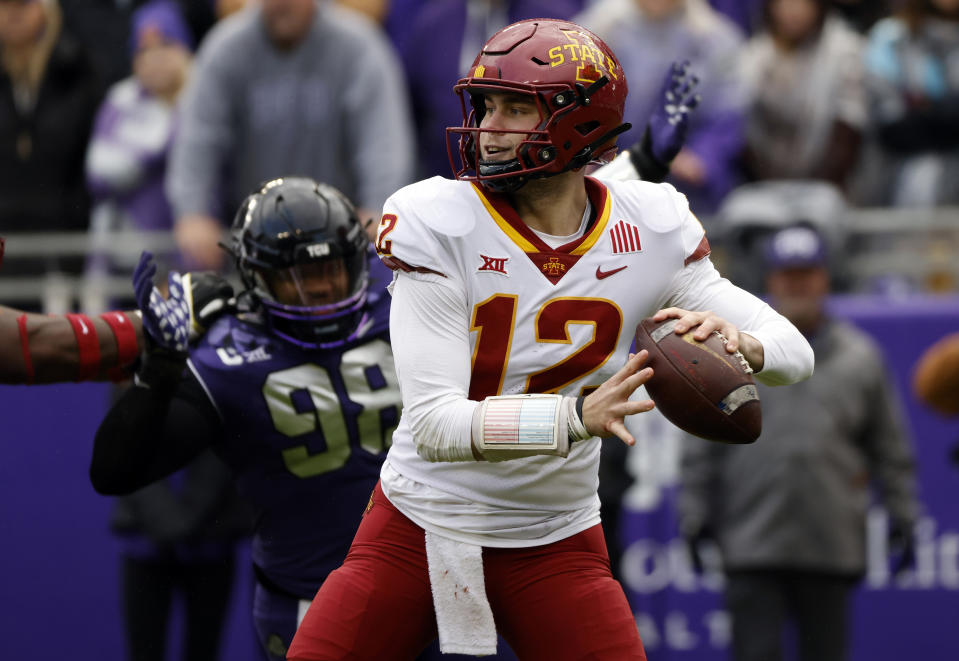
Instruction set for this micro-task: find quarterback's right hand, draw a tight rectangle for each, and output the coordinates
[581,350,655,445]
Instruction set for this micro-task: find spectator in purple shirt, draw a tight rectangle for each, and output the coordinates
[84,0,193,307]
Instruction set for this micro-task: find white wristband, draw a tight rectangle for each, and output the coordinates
[564,396,592,442]
[472,394,570,461]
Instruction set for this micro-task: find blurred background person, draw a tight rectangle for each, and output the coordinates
[828,0,894,33]
[400,0,583,179]
[738,0,866,193]
[0,0,101,277]
[57,0,226,89]
[679,224,923,661]
[84,0,193,311]
[576,0,747,214]
[709,0,764,33]
[84,10,253,661]
[111,449,251,661]
[166,0,414,270]
[863,0,959,206]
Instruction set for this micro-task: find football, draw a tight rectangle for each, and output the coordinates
[634,317,761,444]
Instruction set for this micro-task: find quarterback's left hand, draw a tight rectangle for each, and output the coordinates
[581,350,655,445]
[653,307,764,373]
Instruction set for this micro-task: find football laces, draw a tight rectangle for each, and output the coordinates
[713,330,753,374]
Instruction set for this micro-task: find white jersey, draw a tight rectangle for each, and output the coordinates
[375,175,812,547]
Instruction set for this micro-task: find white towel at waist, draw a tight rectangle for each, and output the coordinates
[424,530,498,656]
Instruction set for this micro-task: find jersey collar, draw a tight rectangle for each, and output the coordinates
[470,176,611,256]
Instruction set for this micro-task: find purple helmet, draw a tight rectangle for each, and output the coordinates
[230,177,370,349]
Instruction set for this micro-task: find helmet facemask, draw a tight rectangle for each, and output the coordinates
[253,250,370,350]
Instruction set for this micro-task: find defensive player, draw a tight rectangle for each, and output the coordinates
[89,178,402,661]
[289,19,814,661]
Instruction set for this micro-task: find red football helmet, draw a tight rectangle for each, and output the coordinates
[447,19,630,192]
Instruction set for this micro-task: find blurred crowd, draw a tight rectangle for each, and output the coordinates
[1,0,958,301]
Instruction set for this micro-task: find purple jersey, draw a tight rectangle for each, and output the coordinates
[187,258,397,598]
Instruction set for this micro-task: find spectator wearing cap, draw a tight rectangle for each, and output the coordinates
[0,0,100,276]
[84,0,194,308]
[678,225,922,661]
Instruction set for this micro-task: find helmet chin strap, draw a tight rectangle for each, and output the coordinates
[561,121,633,172]
[477,157,527,193]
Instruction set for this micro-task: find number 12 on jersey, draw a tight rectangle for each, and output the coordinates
[469,294,622,400]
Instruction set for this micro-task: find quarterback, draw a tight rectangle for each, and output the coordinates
[290,18,814,661]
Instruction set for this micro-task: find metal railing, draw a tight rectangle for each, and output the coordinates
[2,206,958,313]
[0,230,179,313]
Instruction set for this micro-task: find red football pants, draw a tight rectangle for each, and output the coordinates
[288,482,646,661]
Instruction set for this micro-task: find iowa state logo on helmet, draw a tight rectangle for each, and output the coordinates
[546,29,620,85]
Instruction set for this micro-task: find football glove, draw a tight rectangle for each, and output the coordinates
[133,252,236,354]
[133,252,191,355]
[181,270,236,341]
[629,61,701,182]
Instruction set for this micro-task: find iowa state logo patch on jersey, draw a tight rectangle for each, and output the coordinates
[529,253,580,284]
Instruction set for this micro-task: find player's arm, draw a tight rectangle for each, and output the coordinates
[90,358,223,495]
[0,268,232,385]
[660,257,814,386]
[593,61,700,184]
[90,253,224,494]
[648,186,812,385]
[0,306,141,384]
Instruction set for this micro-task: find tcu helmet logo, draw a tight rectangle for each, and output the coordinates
[305,243,331,258]
[478,254,509,276]
[547,29,619,85]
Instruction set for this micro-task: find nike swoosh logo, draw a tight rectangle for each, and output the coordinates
[596,265,628,279]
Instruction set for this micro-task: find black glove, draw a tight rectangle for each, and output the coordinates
[888,522,916,577]
[182,270,236,341]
